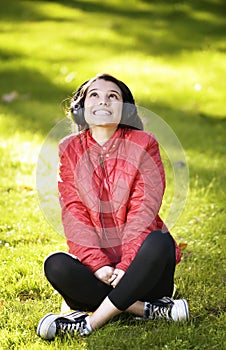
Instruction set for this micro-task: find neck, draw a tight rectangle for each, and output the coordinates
[90,125,118,144]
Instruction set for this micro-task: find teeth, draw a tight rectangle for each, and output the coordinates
[94,110,111,116]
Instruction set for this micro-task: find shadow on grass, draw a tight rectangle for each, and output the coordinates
[1,0,226,136]
[0,0,225,57]
[0,65,72,134]
[66,0,226,56]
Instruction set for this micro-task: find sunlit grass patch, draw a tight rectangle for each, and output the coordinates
[0,0,225,349]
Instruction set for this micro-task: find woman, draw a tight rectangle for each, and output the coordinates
[37,73,189,340]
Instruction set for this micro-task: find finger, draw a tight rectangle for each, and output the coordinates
[111,279,118,288]
[111,280,116,288]
[111,275,121,288]
[109,273,118,283]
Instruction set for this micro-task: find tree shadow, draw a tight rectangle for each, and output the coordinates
[1,0,225,57]
[0,0,48,21]
[0,0,225,136]
[1,65,71,134]
[42,0,226,56]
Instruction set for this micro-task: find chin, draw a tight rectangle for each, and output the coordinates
[98,123,118,127]
[94,121,119,126]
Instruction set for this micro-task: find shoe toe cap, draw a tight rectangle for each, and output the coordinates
[37,314,57,340]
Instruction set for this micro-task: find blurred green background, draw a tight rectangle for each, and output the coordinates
[0,1,225,349]
[1,0,226,133]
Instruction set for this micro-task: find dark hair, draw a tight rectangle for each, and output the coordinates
[68,73,143,131]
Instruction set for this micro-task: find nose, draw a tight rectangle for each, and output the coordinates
[99,95,109,106]
[99,101,108,106]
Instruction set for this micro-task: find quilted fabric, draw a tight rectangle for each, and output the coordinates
[58,128,181,272]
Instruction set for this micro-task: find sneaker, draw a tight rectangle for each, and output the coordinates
[37,310,90,340]
[144,297,189,322]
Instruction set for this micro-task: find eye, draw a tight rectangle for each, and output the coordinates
[89,92,98,98]
[109,93,119,100]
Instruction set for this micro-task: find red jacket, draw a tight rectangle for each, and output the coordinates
[58,128,181,272]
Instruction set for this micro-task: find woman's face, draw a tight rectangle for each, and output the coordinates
[84,79,123,127]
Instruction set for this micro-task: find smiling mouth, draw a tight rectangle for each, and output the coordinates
[93,109,112,116]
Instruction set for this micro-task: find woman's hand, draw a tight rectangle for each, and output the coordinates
[109,268,125,288]
[94,266,114,285]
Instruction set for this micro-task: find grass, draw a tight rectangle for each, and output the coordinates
[0,0,225,349]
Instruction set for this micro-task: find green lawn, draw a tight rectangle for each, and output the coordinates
[0,0,225,349]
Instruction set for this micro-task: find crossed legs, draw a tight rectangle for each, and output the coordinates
[44,231,176,330]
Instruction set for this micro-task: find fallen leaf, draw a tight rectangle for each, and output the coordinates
[2,91,19,103]
[19,185,34,191]
[179,242,188,250]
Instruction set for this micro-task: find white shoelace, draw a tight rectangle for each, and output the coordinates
[57,318,88,336]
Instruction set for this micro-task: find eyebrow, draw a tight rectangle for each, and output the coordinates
[87,88,121,96]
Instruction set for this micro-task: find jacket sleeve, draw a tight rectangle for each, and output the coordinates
[116,135,167,271]
[58,140,112,272]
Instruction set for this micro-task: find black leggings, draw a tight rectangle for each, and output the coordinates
[44,230,176,311]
